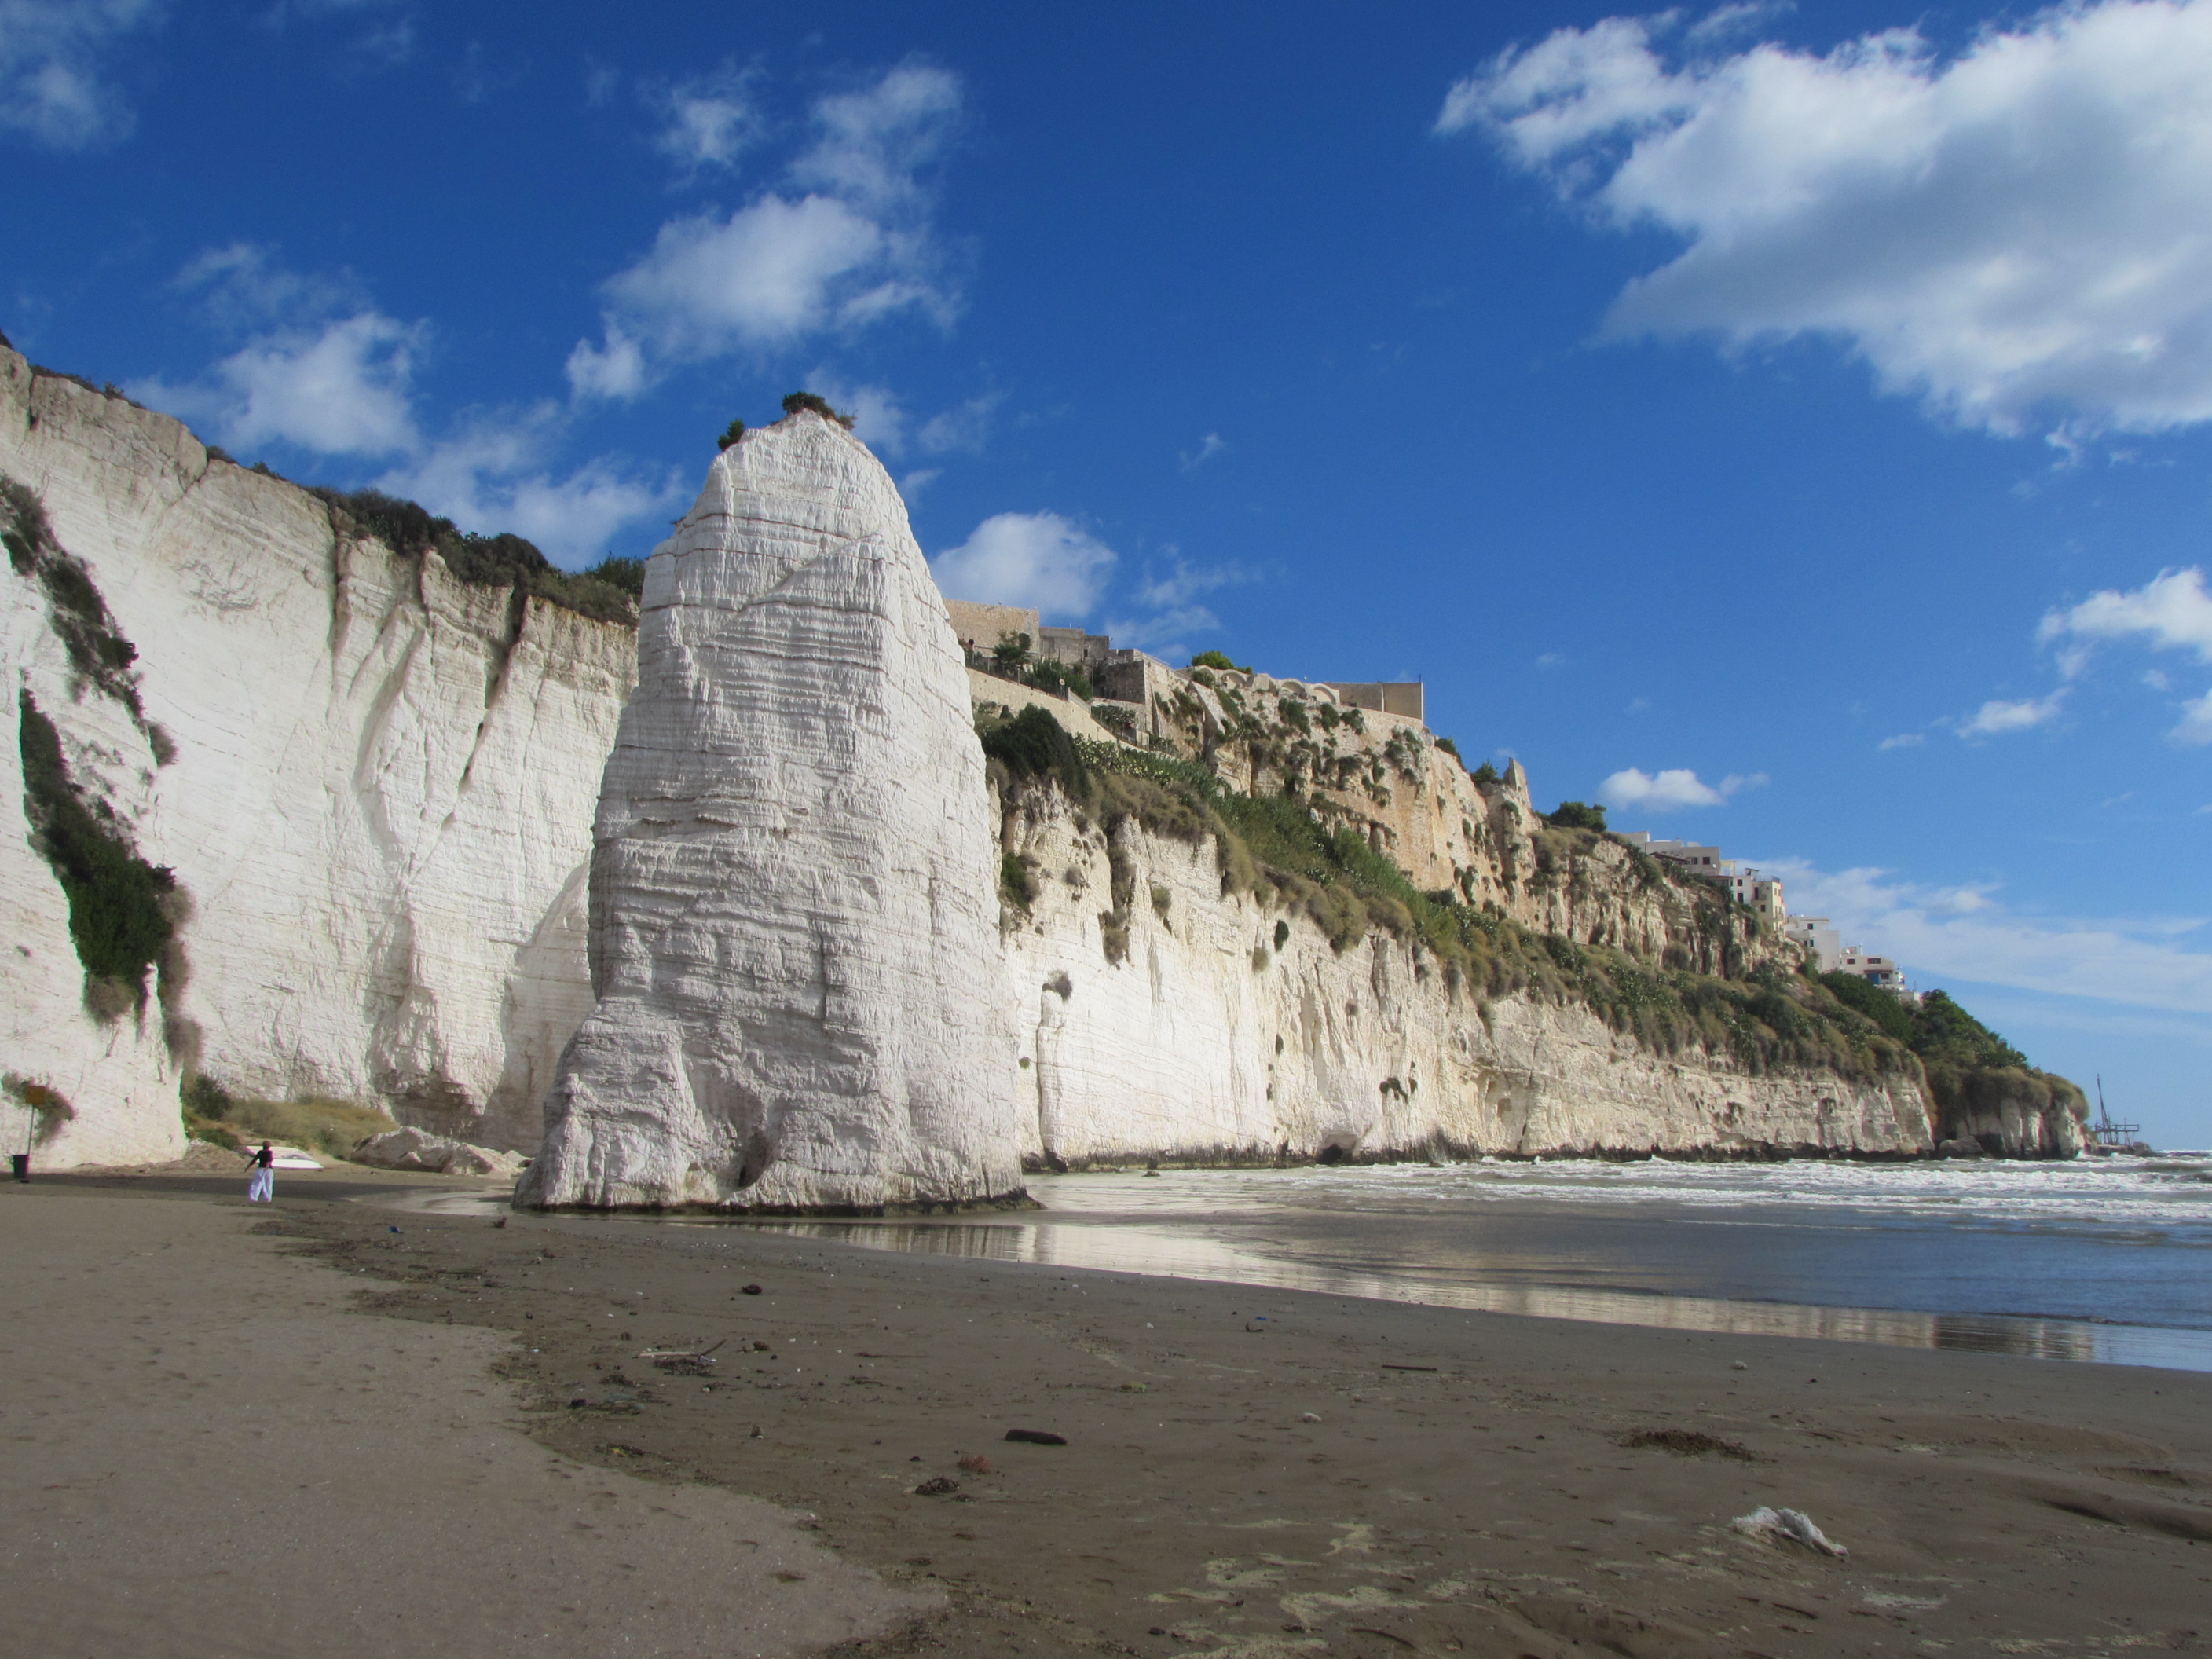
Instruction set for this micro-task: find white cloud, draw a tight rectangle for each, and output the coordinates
[140,311,425,457]
[2040,567,2212,662]
[601,195,891,355]
[564,324,646,401]
[1131,556,1250,614]
[139,248,677,561]
[1,0,159,150]
[1686,2,1789,45]
[1956,689,2067,737]
[2175,690,2212,745]
[263,0,415,68]
[1180,432,1227,472]
[134,244,425,456]
[789,62,958,213]
[571,63,961,399]
[1764,858,2212,1017]
[1104,607,1216,664]
[378,408,683,566]
[654,62,760,177]
[917,391,998,455]
[1939,994,2212,1051]
[1441,0,2212,434]
[793,379,994,461]
[172,241,366,331]
[2038,568,2212,742]
[1101,555,1255,660]
[1599,766,1761,811]
[930,511,1115,618]
[1877,731,1925,750]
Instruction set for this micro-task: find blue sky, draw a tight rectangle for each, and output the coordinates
[7,0,2212,1144]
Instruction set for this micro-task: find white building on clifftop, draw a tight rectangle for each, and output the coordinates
[1785,914,1842,972]
[1834,945,1917,1002]
[1617,833,1786,928]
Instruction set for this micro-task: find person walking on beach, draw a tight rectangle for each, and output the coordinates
[244,1141,275,1204]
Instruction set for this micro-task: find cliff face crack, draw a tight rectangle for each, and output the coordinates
[456,585,530,795]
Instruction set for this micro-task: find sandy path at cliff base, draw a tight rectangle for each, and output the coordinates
[0,1179,931,1659]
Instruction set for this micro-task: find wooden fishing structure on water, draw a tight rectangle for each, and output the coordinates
[2090,1076,2141,1149]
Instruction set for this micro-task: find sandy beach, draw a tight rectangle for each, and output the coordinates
[6,1159,2209,1658]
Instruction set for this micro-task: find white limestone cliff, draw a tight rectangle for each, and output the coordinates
[0,337,2040,1185]
[522,411,1022,1211]
[998,784,1936,1165]
[1,347,633,1165]
[2,507,179,1166]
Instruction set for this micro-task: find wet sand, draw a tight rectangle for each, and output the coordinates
[11,1160,2212,1658]
[0,1170,927,1659]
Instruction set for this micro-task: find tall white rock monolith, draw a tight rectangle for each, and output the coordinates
[522,410,1021,1209]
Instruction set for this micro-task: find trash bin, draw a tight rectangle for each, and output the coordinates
[9,1154,28,1181]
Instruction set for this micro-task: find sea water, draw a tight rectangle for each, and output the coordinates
[752,1154,2212,1372]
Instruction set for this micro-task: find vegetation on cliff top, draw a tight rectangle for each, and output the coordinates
[1873,985,2080,1136]
[312,486,644,623]
[781,390,855,427]
[1817,970,2073,1115]
[980,705,1914,1083]
[969,631,1096,701]
[1546,800,1607,832]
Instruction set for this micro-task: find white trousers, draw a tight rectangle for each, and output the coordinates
[247,1167,273,1203]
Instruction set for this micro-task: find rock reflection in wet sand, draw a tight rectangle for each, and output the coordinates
[748,1217,2212,1372]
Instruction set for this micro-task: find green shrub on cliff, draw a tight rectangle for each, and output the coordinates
[4,474,150,723]
[782,391,855,427]
[17,690,178,1014]
[312,486,643,625]
[185,1079,397,1162]
[584,555,646,599]
[1807,979,2082,1141]
[1909,989,2028,1071]
[1818,971,1914,1042]
[1547,800,1606,833]
[1189,650,1251,674]
[3,1074,75,1144]
[980,705,1090,800]
[1906,990,2081,1136]
[999,851,1038,914]
[1024,658,1094,700]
